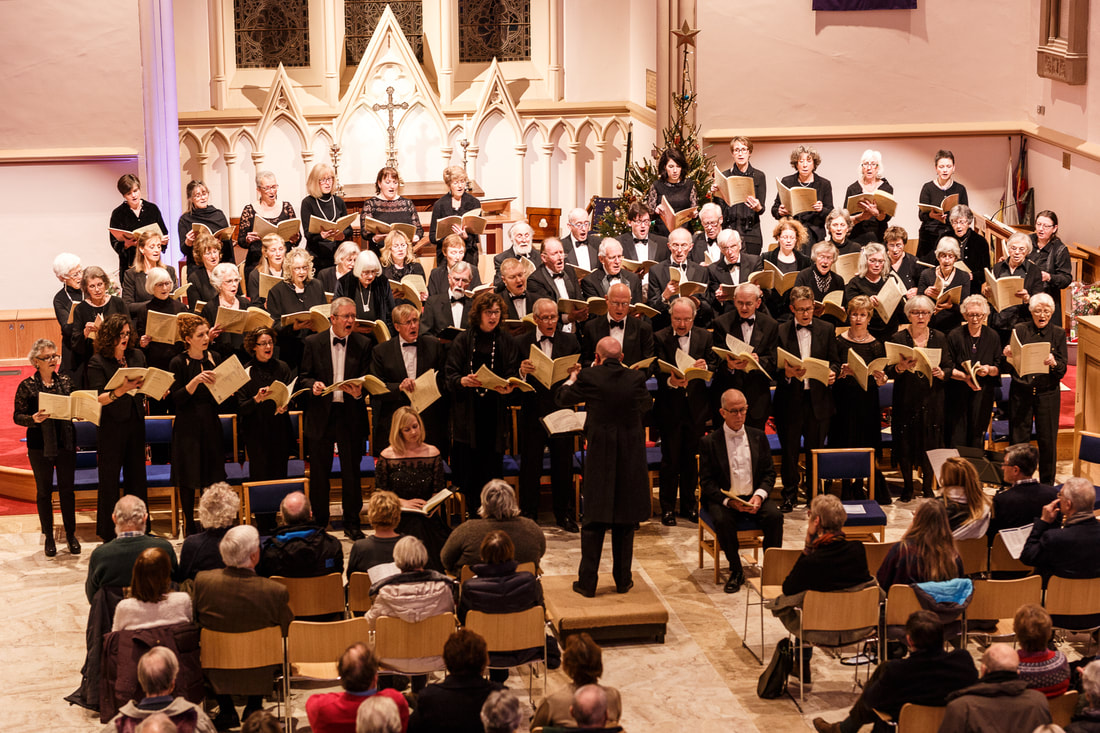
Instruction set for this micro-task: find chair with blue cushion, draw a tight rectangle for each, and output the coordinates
[68,421,103,518]
[1074,430,1100,484]
[241,478,309,527]
[696,484,764,585]
[810,448,875,504]
[840,500,887,543]
[144,416,179,537]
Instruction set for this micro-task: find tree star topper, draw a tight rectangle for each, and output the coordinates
[673,20,700,48]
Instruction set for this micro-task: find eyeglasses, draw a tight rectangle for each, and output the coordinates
[259,184,279,193]
[908,311,932,317]
[36,354,61,363]
[319,177,334,183]
[732,147,750,153]
[723,406,748,415]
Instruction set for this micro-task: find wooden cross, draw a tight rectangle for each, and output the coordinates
[372,86,409,170]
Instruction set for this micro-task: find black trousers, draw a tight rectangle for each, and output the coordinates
[28,448,76,536]
[705,498,783,572]
[1009,386,1060,485]
[946,383,996,450]
[518,421,575,521]
[658,420,701,514]
[96,417,148,540]
[307,403,363,531]
[453,444,503,518]
[577,522,634,593]
[775,392,828,503]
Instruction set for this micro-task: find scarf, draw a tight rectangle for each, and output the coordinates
[804,530,846,556]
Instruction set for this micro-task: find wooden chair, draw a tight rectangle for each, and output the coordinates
[810,448,875,502]
[882,584,923,644]
[1044,576,1100,635]
[896,703,946,733]
[144,415,180,537]
[1049,689,1079,728]
[696,482,764,584]
[1073,429,1100,481]
[963,575,1043,648]
[862,541,899,579]
[374,612,458,675]
[742,547,801,664]
[795,587,881,705]
[199,626,289,730]
[990,533,1033,575]
[955,537,990,577]
[348,572,373,616]
[286,617,370,679]
[459,562,538,584]
[271,573,346,619]
[465,606,547,703]
[241,478,309,526]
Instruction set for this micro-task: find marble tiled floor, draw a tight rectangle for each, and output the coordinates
[1,461,1077,732]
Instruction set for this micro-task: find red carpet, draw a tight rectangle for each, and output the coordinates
[0,366,33,471]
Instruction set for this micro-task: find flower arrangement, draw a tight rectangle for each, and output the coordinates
[1069,280,1100,340]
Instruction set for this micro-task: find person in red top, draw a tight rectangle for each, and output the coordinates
[305,642,410,733]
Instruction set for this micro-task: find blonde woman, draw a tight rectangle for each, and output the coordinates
[300,162,352,272]
[122,231,178,314]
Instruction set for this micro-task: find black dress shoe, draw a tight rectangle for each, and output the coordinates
[779,500,795,513]
[616,580,634,594]
[344,528,366,541]
[66,533,81,555]
[661,511,677,527]
[44,536,57,558]
[556,517,580,533]
[572,581,595,598]
[679,509,698,523]
[723,572,744,594]
[212,710,240,731]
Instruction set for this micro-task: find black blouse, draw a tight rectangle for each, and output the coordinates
[300,194,353,273]
[13,371,75,452]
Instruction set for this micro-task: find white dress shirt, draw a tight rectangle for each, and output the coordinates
[723,423,768,503]
[399,338,417,380]
[331,331,347,402]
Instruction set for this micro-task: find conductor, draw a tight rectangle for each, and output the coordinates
[557,337,653,597]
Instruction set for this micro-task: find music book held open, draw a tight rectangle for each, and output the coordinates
[105,366,175,400]
[558,297,607,317]
[1008,330,1051,377]
[885,343,941,383]
[747,260,799,295]
[474,364,534,392]
[621,259,658,275]
[775,179,817,216]
[776,348,832,385]
[434,211,487,240]
[874,277,907,323]
[407,369,442,414]
[354,319,390,342]
[321,374,388,397]
[191,222,236,241]
[630,303,658,319]
[171,283,190,301]
[712,166,756,206]
[206,355,250,404]
[38,390,101,426]
[388,274,428,311]
[258,377,310,411]
[528,345,580,389]
[917,193,960,217]
[280,304,332,333]
[846,349,888,392]
[845,189,897,217]
[257,272,282,299]
[711,334,771,379]
[307,213,357,235]
[658,348,713,383]
[816,291,847,321]
[667,267,708,298]
[109,223,164,242]
[984,268,1026,312]
[252,217,301,241]
[145,310,184,344]
[359,217,416,240]
[832,252,861,284]
[215,306,274,334]
[660,196,698,229]
[541,408,587,435]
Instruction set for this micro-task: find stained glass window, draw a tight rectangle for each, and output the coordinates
[346,1,424,65]
[459,0,531,63]
[234,0,310,68]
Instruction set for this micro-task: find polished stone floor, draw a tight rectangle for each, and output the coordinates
[1,460,1077,732]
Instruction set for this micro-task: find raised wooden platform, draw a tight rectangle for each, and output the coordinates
[542,574,668,644]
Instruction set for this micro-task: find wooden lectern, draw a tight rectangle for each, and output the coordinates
[1074,315,1100,482]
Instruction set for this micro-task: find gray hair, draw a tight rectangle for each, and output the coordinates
[479,479,521,520]
[330,296,356,316]
[856,242,888,279]
[733,282,762,300]
[810,241,838,263]
[480,689,523,733]
[716,228,742,246]
[572,684,609,728]
[948,204,975,226]
[198,482,240,529]
[960,294,990,317]
[137,647,178,697]
[450,260,472,277]
[825,208,852,231]
[255,170,276,188]
[567,208,589,226]
[335,241,360,264]
[509,221,533,242]
[27,338,56,364]
[113,495,148,531]
[935,237,961,259]
[670,296,697,316]
[698,202,722,221]
[355,695,401,733]
[809,494,847,533]
[1082,659,1100,705]
[1007,231,1033,256]
[1062,476,1095,514]
[597,238,622,258]
[220,524,260,568]
[904,294,936,317]
[279,491,312,525]
[393,535,428,571]
[144,267,172,296]
[859,149,883,177]
[353,249,382,278]
[135,714,178,733]
[1030,293,1056,312]
[52,252,81,280]
[210,262,239,289]
[982,643,1019,674]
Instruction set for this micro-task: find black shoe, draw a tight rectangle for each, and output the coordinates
[724,572,745,594]
[556,517,580,533]
[241,704,263,723]
[212,710,240,731]
[572,581,595,598]
[44,536,57,558]
[679,509,698,523]
[661,511,677,527]
[616,580,634,594]
[344,527,366,541]
[812,718,842,733]
[779,500,795,513]
[66,533,81,555]
[899,492,913,502]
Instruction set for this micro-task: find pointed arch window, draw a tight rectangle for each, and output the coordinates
[233,0,310,68]
[345,1,424,65]
[459,0,531,63]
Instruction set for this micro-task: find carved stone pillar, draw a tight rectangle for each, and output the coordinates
[208,0,228,109]
[321,0,340,104]
[541,143,555,206]
[439,0,455,104]
[514,144,528,216]
[594,139,607,198]
[547,0,563,101]
[196,152,211,185]
[566,142,580,210]
[224,152,239,214]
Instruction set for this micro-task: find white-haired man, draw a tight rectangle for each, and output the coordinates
[86,495,177,602]
[939,643,1050,733]
[102,647,216,733]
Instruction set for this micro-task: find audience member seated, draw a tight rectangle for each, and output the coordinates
[1013,604,1069,698]
[112,547,193,631]
[941,457,991,539]
[242,709,285,733]
[176,482,238,582]
[131,712,184,733]
[1021,477,1100,580]
[988,444,1059,537]
[876,500,964,589]
[1067,660,1100,731]
[356,696,403,733]
[940,643,1052,733]
[408,629,503,733]
[480,690,523,733]
[192,525,293,730]
[86,496,178,603]
[305,642,410,733]
[347,490,403,583]
[532,633,622,730]
[440,480,546,575]
[542,685,624,733]
[812,610,978,733]
[101,647,216,733]
[257,491,343,578]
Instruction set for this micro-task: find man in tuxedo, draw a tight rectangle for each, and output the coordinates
[691,203,724,264]
[369,303,448,458]
[421,261,473,338]
[616,201,669,266]
[580,282,654,367]
[516,298,583,531]
[298,297,372,539]
[561,207,598,272]
[493,222,537,284]
[580,239,643,304]
[699,389,783,592]
[526,237,588,333]
[773,286,839,512]
[653,297,715,526]
[707,228,763,317]
[427,234,481,297]
[557,337,652,596]
[498,257,531,320]
[648,227,715,332]
[710,283,777,430]
[987,444,1059,537]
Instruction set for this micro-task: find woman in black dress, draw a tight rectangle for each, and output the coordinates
[245,234,286,309]
[884,225,921,296]
[844,243,897,341]
[300,162,353,273]
[336,249,395,334]
[316,241,359,295]
[86,314,149,540]
[821,208,858,256]
[645,147,698,238]
[794,242,844,325]
[135,268,187,414]
[265,247,327,371]
[831,296,889,502]
[69,266,127,388]
[236,170,300,281]
[946,295,1002,449]
[381,230,428,307]
[445,291,520,516]
[1028,210,1073,327]
[359,166,424,255]
[51,253,83,379]
[946,205,991,294]
[918,237,970,335]
[845,149,894,245]
[771,144,832,244]
[983,232,1044,343]
[168,313,227,535]
[376,406,451,571]
[429,165,481,264]
[122,230,178,317]
[917,149,968,263]
[109,173,168,276]
[186,232,222,308]
[761,218,811,320]
[13,338,79,556]
[236,327,294,482]
[201,262,252,363]
[886,296,953,501]
[178,180,231,266]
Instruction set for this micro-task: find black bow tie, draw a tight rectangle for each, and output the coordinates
[707,239,717,246]
[510,292,526,300]
[728,260,740,268]
[634,239,648,245]
[550,272,564,279]
[796,324,812,331]
[332,337,347,347]
[741,318,755,326]
[539,335,553,345]
[402,342,417,348]
[609,320,625,330]
[450,296,465,303]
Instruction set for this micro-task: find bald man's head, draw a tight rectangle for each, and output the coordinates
[594,337,623,363]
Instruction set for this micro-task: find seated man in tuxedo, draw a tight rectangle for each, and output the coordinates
[1021,476,1100,581]
[580,239,643,304]
[427,234,482,297]
[698,388,783,593]
[580,282,654,367]
[987,443,1059,537]
[421,260,473,339]
[654,297,715,526]
[691,203,724,264]
[298,297,371,539]
[493,222,538,284]
[710,282,777,430]
[526,237,588,334]
[498,257,531,320]
[516,298,583,531]
[648,227,714,332]
[707,228,763,317]
[561,208,598,272]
